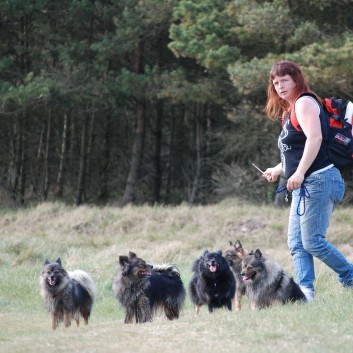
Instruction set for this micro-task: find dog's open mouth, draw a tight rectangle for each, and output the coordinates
[208,264,218,272]
[48,277,56,286]
[138,270,152,277]
[242,271,256,281]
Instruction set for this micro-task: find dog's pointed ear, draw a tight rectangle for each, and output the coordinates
[128,251,136,259]
[55,258,62,265]
[119,255,129,267]
[235,240,246,257]
[254,249,262,259]
[119,255,130,275]
[44,259,50,265]
[217,250,222,256]
[235,240,242,250]
[229,240,233,246]
[203,250,209,255]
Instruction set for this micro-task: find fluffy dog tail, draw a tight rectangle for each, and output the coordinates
[152,264,181,276]
[68,270,96,300]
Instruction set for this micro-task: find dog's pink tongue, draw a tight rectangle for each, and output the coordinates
[243,274,252,281]
[209,265,217,272]
[49,278,56,286]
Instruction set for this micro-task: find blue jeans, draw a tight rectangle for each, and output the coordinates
[287,166,353,295]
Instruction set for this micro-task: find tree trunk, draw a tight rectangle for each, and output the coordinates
[189,104,204,205]
[56,113,69,198]
[75,113,89,206]
[153,101,163,204]
[37,119,45,159]
[85,112,95,191]
[164,107,177,204]
[122,101,146,205]
[42,108,51,200]
[18,114,27,204]
[99,114,112,201]
[8,115,22,201]
[122,37,146,205]
[69,117,76,176]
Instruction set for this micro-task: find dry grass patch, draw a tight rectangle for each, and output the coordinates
[1,199,353,353]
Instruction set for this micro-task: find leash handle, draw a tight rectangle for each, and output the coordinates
[276,184,310,216]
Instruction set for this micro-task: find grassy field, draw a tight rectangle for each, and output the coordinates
[1,199,353,353]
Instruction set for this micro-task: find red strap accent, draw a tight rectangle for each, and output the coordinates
[324,98,342,128]
[290,109,301,131]
[289,92,322,132]
[330,118,341,128]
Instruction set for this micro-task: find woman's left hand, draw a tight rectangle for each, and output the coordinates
[286,170,305,191]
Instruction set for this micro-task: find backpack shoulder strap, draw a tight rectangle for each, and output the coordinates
[324,97,353,128]
[290,92,321,132]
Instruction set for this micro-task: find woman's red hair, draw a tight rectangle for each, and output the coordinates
[264,61,318,120]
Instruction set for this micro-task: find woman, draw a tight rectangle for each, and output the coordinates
[263,60,353,302]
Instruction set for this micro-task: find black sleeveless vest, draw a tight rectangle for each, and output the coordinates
[278,99,331,179]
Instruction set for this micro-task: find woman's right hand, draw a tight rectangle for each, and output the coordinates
[263,164,282,183]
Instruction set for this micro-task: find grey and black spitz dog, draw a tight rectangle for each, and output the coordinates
[40,258,96,329]
[241,249,306,309]
[112,251,186,324]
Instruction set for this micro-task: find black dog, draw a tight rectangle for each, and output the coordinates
[40,258,96,330]
[112,251,186,323]
[189,250,236,315]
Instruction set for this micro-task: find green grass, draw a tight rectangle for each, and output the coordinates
[1,199,353,353]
